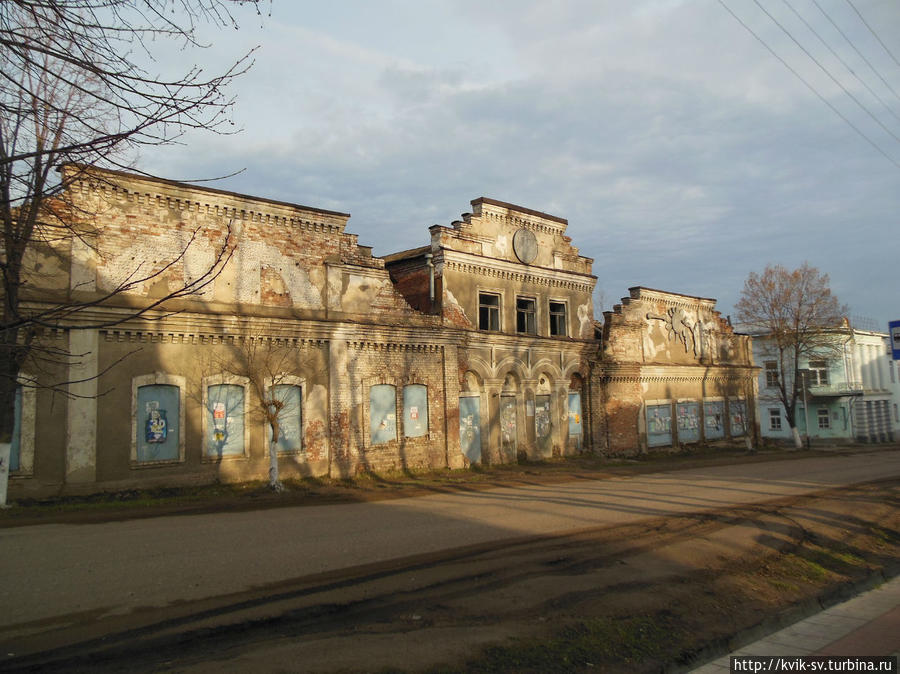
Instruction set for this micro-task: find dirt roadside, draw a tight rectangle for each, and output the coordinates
[2,445,890,527]
[6,475,899,673]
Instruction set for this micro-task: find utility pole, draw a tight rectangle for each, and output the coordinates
[801,370,811,450]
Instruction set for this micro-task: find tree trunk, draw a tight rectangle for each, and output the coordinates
[267,417,283,492]
[0,324,25,447]
[791,426,803,449]
[0,326,22,506]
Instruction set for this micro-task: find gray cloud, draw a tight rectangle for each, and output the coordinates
[141,0,900,327]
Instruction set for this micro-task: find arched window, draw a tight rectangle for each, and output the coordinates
[136,383,181,463]
[206,383,246,458]
[271,383,303,453]
[370,384,397,445]
[402,384,428,438]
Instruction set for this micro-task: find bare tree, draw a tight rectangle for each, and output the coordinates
[736,263,847,448]
[198,335,303,491]
[0,2,261,453]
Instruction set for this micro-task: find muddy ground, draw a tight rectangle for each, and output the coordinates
[8,475,899,674]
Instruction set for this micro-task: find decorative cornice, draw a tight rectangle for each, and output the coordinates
[348,341,442,353]
[474,202,567,234]
[443,258,593,292]
[629,286,718,308]
[101,330,326,347]
[70,174,347,236]
[596,363,756,384]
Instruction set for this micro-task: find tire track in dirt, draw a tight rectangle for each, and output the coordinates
[4,492,833,673]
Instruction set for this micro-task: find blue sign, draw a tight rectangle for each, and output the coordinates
[891,320,900,361]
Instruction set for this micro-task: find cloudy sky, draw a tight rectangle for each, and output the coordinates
[141,0,900,330]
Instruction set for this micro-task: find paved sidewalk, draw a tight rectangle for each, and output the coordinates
[691,575,900,672]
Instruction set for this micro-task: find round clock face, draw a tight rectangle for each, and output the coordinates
[513,228,538,264]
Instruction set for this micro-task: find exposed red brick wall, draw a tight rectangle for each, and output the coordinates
[389,265,433,313]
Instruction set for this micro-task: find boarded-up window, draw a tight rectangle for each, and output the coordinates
[568,392,583,450]
[370,384,397,445]
[534,394,552,453]
[731,400,747,437]
[206,384,245,457]
[647,403,672,447]
[500,395,517,454]
[272,384,302,453]
[677,402,700,444]
[704,400,725,440]
[136,384,180,462]
[459,395,481,462]
[403,384,428,438]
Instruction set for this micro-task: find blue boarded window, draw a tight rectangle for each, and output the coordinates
[730,400,747,437]
[568,392,583,438]
[206,384,245,458]
[403,385,428,438]
[704,401,725,440]
[370,384,397,445]
[271,384,302,453]
[9,386,22,472]
[677,402,700,444]
[647,403,672,447]
[136,384,180,463]
[459,395,482,463]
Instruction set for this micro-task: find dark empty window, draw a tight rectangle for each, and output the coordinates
[516,297,536,334]
[549,301,567,336]
[479,293,500,331]
[808,359,828,386]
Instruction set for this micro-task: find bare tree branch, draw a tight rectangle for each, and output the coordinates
[736,262,847,448]
[0,1,264,445]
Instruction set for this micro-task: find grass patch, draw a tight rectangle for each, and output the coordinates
[431,615,681,673]
[805,545,866,571]
[768,579,799,593]
[780,553,831,583]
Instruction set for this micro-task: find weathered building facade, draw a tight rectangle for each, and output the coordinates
[596,288,757,454]
[6,167,758,498]
[385,198,597,465]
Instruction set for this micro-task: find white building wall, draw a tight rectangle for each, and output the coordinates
[751,328,896,444]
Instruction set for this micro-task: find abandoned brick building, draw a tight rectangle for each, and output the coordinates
[6,166,758,497]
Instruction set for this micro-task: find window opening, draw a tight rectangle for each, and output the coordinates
[769,408,782,431]
[764,361,778,388]
[516,297,536,334]
[549,301,567,336]
[808,359,829,386]
[478,293,500,331]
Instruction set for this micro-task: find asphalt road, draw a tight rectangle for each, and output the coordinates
[2,449,899,656]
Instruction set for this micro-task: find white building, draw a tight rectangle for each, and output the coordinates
[751,325,897,445]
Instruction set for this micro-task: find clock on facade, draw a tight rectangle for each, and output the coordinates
[513,228,538,264]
